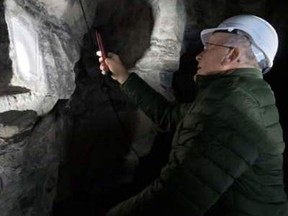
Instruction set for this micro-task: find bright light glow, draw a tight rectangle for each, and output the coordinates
[11,16,38,83]
[15,41,31,78]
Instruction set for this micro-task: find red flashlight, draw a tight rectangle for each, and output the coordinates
[95,31,109,73]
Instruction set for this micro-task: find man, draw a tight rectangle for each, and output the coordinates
[97,15,288,216]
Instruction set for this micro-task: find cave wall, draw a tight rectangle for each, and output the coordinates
[0,0,287,216]
[1,0,97,114]
[56,1,187,214]
[0,1,12,85]
[0,109,68,216]
[0,0,96,215]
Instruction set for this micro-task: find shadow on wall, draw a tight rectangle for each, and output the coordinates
[264,1,288,193]
[53,0,155,215]
[265,36,288,194]
[0,3,12,84]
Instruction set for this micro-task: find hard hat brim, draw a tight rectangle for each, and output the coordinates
[200,27,238,45]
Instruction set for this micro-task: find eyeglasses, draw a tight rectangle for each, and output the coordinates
[204,42,234,50]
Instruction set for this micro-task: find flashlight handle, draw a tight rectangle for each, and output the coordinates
[95,31,110,74]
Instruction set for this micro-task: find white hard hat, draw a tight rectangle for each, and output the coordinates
[200,15,279,73]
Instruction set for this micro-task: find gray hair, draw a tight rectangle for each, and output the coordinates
[223,32,261,68]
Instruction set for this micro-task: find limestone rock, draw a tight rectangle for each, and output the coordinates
[2,0,97,115]
[130,0,186,101]
[0,110,37,138]
[0,111,63,216]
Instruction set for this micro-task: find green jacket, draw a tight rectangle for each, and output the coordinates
[106,68,288,216]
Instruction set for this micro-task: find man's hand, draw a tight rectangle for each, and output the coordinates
[96,51,130,84]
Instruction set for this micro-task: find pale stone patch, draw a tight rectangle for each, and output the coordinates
[130,0,186,101]
[2,0,97,115]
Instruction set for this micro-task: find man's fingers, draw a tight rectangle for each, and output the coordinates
[96,51,102,56]
[97,51,120,63]
[107,52,115,58]
[100,63,106,71]
[97,51,127,81]
[97,51,115,58]
[107,52,120,61]
[105,58,111,66]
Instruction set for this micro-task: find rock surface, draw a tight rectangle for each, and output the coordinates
[0,109,68,216]
[2,0,97,115]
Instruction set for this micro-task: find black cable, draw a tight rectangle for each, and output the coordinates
[79,0,97,51]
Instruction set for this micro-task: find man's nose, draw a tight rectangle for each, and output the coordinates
[195,51,203,61]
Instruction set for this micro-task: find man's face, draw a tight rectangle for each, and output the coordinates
[196,33,233,75]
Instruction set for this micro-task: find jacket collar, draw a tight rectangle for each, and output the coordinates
[195,68,263,88]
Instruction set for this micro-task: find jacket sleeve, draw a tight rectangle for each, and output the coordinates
[106,84,265,216]
[121,73,191,131]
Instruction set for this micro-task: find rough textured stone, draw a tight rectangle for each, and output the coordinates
[0,2,13,84]
[0,108,68,216]
[130,0,186,101]
[52,1,187,214]
[1,0,97,115]
[0,110,37,138]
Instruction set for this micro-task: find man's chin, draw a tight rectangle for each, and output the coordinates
[196,68,202,74]
[196,69,207,75]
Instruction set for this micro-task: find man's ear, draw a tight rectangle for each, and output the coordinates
[221,47,240,66]
[227,47,240,63]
